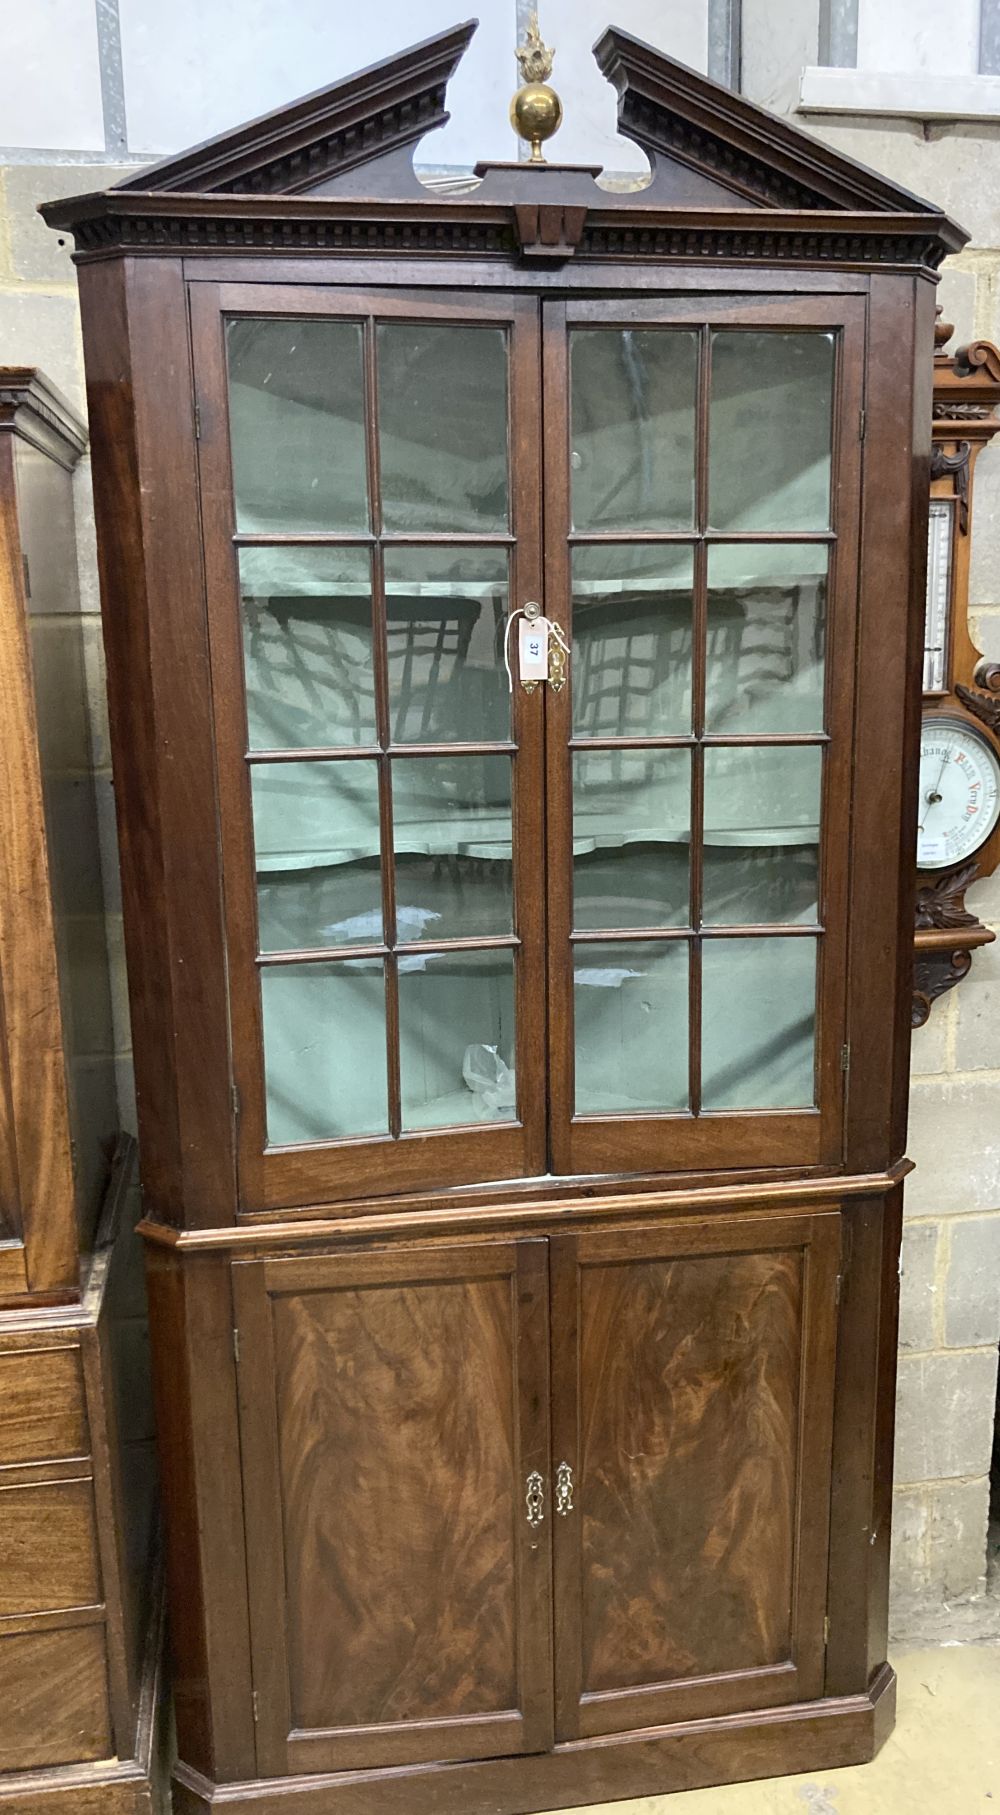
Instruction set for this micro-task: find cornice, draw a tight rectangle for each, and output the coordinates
[0,367,88,468]
[43,191,959,274]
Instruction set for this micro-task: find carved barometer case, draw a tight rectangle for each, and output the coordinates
[44,21,963,1815]
[914,316,1000,1024]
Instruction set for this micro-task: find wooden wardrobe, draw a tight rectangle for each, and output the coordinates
[43,23,963,1814]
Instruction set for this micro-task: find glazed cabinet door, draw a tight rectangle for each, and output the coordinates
[543,296,865,1177]
[191,284,545,1211]
[232,1238,553,1774]
[550,1210,841,1738]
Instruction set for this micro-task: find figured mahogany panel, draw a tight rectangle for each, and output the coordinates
[233,1239,552,1774]
[583,1250,800,1686]
[0,1478,101,1614]
[0,1345,86,1464]
[0,1625,111,1771]
[551,1211,840,1739]
[277,1274,517,1727]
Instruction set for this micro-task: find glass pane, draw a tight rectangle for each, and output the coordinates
[226,318,367,534]
[710,332,834,531]
[392,755,512,942]
[261,960,388,1143]
[377,323,508,532]
[570,329,697,531]
[574,941,689,1113]
[925,500,954,693]
[705,544,827,735]
[399,949,516,1130]
[252,760,382,953]
[573,750,690,930]
[385,547,509,743]
[239,547,375,751]
[703,746,822,926]
[572,544,694,738]
[701,937,817,1109]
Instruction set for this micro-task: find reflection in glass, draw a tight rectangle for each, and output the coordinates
[702,746,821,925]
[574,941,688,1113]
[377,323,508,533]
[570,329,697,531]
[573,750,690,929]
[710,332,834,531]
[226,318,368,534]
[572,544,693,738]
[239,547,375,751]
[392,754,513,942]
[384,547,510,744]
[252,760,382,953]
[705,544,827,735]
[399,949,516,1130]
[701,937,816,1109]
[261,960,388,1143]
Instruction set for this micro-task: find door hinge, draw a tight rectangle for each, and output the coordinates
[841,1043,851,1074]
[824,1614,830,1646]
[193,401,202,439]
[835,1272,843,1306]
[858,407,866,441]
[252,1689,259,1724]
[233,1328,240,1366]
[22,554,31,599]
[232,1082,241,1121]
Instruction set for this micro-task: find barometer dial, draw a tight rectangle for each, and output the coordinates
[917,714,1000,870]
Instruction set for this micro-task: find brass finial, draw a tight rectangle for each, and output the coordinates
[511,11,563,164]
[516,12,554,84]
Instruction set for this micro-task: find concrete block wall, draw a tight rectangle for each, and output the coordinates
[0,162,138,1134]
[792,123,1000,1629]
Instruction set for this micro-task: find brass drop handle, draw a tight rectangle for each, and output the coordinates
[555,1460,574,1515]
[525,1470,545,1527]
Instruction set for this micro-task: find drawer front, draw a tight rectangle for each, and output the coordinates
[0,1346,88,1466]
[0,1625,111,1770]
[0,1478,102,1614]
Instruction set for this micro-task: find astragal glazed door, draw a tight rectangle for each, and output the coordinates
[192,284,864,1211]
[542,295,865,1178]
[193,285,547,1209]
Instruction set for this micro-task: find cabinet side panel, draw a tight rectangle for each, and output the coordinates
[77,257,235,1227]
[824,1185,903,1694]
[145,1246,256,1781]
[845,275,925,1172]
[893,278,935,1155]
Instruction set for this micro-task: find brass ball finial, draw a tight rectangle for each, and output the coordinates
[511,11,563,164]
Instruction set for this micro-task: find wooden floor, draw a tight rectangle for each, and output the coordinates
[538,1645,1000,1814]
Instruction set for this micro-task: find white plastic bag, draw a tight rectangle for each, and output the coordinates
[462,1043,516,1118]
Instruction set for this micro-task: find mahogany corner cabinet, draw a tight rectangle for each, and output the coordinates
[43,22,964,1815]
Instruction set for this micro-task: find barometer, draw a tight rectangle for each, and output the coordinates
[916,714,1000,870]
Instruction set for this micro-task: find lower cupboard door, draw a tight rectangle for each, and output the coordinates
[550,1211,841,1740]
[232,1239,554,1775]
